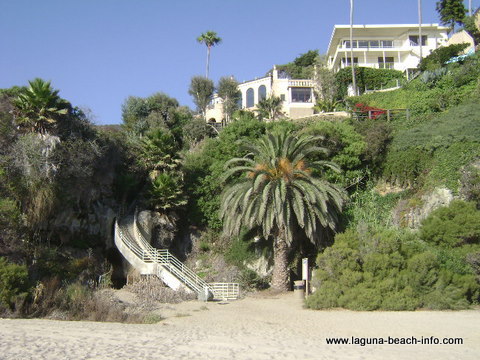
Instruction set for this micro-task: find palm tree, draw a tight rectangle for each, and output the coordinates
[256,96,284,121]
[220,130,345,290]
[197,31,222,78]
[13,78,68,134]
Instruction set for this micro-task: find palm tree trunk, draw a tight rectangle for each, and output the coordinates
[271,230,290,291]
[206,46,211,78]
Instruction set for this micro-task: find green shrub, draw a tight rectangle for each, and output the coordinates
[183,118,266,228]
[420,200,480,247]
[238,269,269,290]
[224,236,256,267]
[382,101,480,191]
[382,148,431,187]
[306,227,480,311]
[344,185,407,229]
[0,257,30,311]
[426,142,480,192]
[301,120,367,187]
[353,119,392,172]
[418,43,470,71]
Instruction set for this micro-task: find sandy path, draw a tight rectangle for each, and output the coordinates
[1,293,479,360]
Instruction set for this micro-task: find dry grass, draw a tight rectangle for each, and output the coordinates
[124,275,196,304]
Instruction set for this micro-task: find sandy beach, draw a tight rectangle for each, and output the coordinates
[1,292,479,360]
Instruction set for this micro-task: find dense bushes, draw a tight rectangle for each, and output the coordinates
[420,201,480,247]
[183,118,267,228]
[381,101,480,191]
[0,258,30,312]
[418,43,469,71]
[301,120,367,187]
[306,223,480,310]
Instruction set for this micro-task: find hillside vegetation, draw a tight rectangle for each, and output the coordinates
[1,50,480,317]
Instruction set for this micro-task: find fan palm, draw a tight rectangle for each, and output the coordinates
[197,31,222,78]
[220,130,345,290]
[13,78,68,134]
[256,96,284,121]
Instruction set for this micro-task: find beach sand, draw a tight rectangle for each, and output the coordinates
[1,292,479,360]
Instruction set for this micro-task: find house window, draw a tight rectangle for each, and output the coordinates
[246,88,254,108]
[343,40,393,49]
[378,57,395,69]
[291,87,312,103]
[341,57,358,67]
[258,85,267,101]
[237,93,243,108]
[409,35,427,46]
[358,40,369,48]
[343,40,358,48]
[381,40,393,48]
[280,94,286,101]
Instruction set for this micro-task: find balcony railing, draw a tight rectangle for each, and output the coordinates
[337,39,427,51]
[378,62,395,69]
[288,79,314,87]
[339,62,398,70]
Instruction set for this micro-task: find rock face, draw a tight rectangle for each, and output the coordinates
[245,255,273,278]
[136,210,177,249]
[393,187,454,229]
[51,203,117,247]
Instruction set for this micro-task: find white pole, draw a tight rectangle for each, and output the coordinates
[419,0,423,60]
[350,0,357,96]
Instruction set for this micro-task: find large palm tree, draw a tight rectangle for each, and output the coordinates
[197,31,222,79]
[13,78,68,134]
[220,130,345,290]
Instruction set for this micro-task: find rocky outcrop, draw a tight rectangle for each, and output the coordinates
[245,255,273,278]
[393,187,454,229]
[136,210,178,249]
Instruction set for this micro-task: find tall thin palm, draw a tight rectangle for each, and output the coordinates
[13,78,68,134]
[197,31,222,78]
[221,130,345,290]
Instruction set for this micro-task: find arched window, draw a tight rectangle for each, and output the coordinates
[258,85,267,101]
[246,88,254,108]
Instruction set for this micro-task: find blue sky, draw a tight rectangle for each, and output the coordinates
[1,0,477,124]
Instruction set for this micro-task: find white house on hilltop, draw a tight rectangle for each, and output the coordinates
[206,67,316,123]
[326,24,449,74]
[207,23,451,124]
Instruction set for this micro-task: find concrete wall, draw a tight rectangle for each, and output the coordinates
[446,30,475,53]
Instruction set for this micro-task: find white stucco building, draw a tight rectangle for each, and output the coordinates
[207,23,451,123]
[206,67,316,123]
[326,24,449,74]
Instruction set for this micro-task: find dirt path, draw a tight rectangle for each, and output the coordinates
[1,293,479,359]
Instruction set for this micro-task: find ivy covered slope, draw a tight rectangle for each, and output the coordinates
[307,52,480,310]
